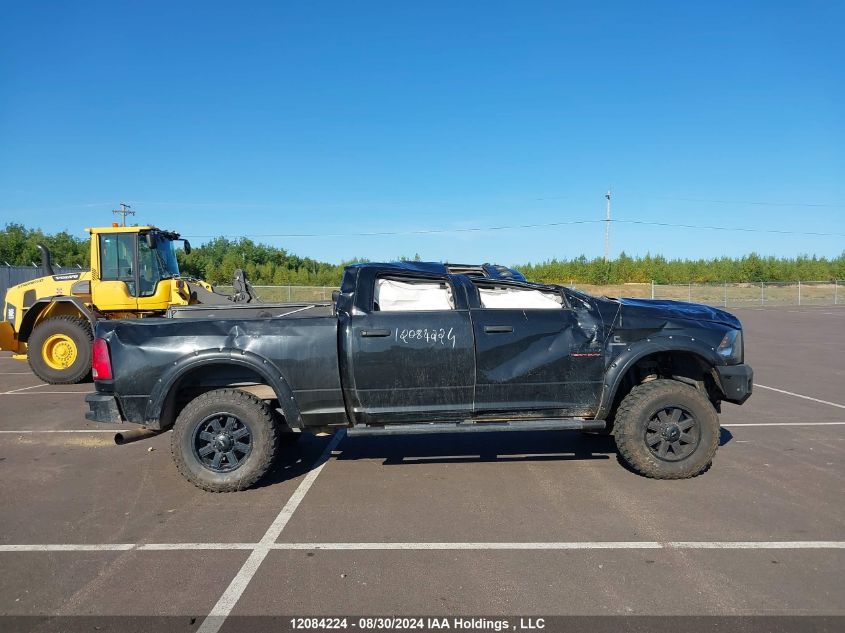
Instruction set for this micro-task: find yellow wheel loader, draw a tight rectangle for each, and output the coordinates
[0,225,254,384]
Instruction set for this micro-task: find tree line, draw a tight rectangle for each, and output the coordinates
[1,223,843,285]
[520,252,845,285]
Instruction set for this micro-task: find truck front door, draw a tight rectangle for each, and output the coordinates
[344,270,475,425]
[468,280,604,416]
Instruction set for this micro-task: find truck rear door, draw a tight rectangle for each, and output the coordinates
[343,269,475,425]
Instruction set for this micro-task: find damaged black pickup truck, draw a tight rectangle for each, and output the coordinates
[86,262,752,492]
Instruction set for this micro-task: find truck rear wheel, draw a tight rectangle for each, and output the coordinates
[27,316,93,384]
[613,379,719,479]
[171,389,279,492]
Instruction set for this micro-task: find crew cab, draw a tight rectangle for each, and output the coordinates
[86,262,753,491]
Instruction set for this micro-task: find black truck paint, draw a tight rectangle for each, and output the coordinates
[87,261,751,428]
[86,262,752,488]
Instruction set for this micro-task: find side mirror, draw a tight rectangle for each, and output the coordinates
[145,234,155,249]
[183,240,192,254]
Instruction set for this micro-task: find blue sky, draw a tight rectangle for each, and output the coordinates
[1,1,843,265]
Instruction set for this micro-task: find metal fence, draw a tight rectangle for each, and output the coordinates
[215,285,337,303]
[221,281,843,307]
[570,281,842,307]
[4,270,841,308]
[668,281,842,306]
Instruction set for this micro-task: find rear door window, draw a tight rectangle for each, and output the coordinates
[374,277,455,311]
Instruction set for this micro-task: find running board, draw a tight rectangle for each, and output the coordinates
[347,418,606,437]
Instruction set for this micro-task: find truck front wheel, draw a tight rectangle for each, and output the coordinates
[171,389,279,492]
[613,379,719,479]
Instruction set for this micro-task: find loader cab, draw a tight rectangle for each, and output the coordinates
[89,226,191,312]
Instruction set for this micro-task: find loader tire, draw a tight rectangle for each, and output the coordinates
[171,389,279,492]
[613,379,719,479]
[27,316,93,384]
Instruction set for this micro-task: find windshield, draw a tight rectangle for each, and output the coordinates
[137,233,181,296]
[152,234,181,277]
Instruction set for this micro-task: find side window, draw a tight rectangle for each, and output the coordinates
[373,277,455,312]
[137,239,161,296]
[99,233,136,296]
[99,234,135,281]
[475,283,563,310]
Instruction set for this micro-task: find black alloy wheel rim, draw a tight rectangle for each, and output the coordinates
[644,406,700,462]
[193,413,252,473]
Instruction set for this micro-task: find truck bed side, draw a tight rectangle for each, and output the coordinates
[96,313,344,430]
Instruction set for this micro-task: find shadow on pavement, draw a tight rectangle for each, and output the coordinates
[336,430,615,466]
[255,434,335,489]
[257,426,734,488]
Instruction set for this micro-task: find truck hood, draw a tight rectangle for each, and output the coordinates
[617,298,741,329]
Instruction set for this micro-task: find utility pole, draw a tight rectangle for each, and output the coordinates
[604,189,611,262]
[112,203,135,227]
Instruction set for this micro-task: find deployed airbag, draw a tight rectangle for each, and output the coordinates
[375,278,455,311]
[478,286,562,309]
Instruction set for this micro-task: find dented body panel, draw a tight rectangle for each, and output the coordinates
[86,263,752,431]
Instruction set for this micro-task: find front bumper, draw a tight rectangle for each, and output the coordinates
[85,393,125,424]
[715,364,753,404]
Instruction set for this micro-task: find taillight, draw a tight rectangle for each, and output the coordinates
[92,338,113,380]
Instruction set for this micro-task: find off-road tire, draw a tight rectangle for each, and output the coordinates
[171,389,278,492]
[613,379,719,479]
[27,316,93,384]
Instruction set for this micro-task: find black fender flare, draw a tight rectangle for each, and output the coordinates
[19,296,96,342]
[144,349,303,429]
[595,336,724,419]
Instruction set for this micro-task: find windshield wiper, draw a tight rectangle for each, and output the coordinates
[152,249,177,280]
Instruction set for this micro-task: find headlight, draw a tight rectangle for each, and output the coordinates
[717,329,742,363]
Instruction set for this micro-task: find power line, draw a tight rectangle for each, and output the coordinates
[182,219,606,239]
[613,219,845,237]
[182,217,845,240]
[651,196,845,208]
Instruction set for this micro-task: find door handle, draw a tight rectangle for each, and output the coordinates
[361,329,391,337]
[484,325,513,334]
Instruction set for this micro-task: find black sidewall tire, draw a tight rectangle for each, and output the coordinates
[171,389,278,492]
[27,316,93,384]
[614,380,719,479]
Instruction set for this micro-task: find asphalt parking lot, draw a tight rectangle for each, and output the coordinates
[0,306,843,632]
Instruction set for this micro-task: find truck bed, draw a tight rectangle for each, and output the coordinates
[166,302,334,320]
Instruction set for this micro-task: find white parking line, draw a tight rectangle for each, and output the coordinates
[0,543,255,552]
[0,391,88,395]
[0,430,118,434]
[1,541,842,553]
[140,543,256,550]
[756,384,845,409]
[1,383,48,394]
[0,544,136,552]
[723,422,845,426]
[196,429,347,633]
[272,541,845,550]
